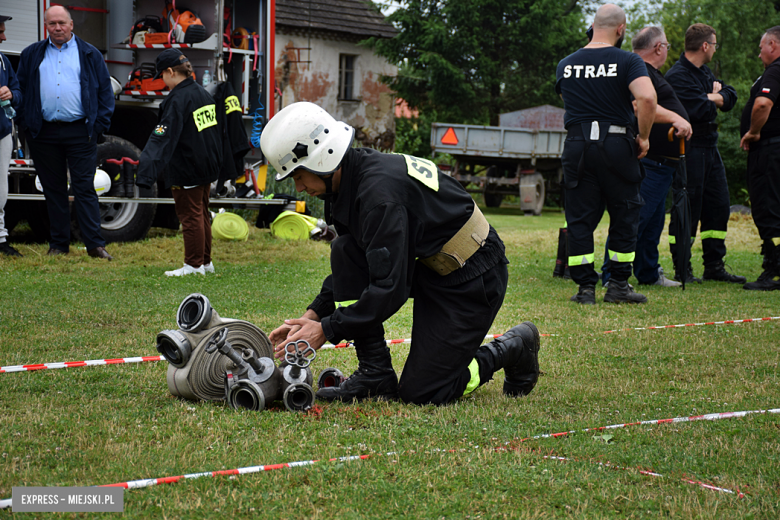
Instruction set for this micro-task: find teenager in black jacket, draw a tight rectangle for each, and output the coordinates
[137,49,222,276]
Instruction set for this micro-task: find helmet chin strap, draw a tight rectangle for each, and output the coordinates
[316,173,336,201]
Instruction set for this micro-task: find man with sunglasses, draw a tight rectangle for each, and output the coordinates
[665,23,745,285]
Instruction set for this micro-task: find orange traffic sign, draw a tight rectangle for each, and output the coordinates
[441,127,459,145]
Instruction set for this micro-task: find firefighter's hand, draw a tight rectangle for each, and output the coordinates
[269,322,301,348]
[672,118,693,140]
[0,86,11,102]
[636,135,650,159]
[271,318,326,359]
[740,131,760,151]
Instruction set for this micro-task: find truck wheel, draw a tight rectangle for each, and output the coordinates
[484,193,504,208]
[5,194,50,243]
[26,202,51,242]
[72,136,157,243]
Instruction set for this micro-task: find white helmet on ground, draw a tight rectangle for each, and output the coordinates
[94,168,112,196]
[261,102,354,181]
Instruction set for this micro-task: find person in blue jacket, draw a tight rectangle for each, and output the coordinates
[0,15,22,257]
[16,6,115,259]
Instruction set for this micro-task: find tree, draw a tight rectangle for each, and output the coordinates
[366,0,588,126]
[627,0,780,204]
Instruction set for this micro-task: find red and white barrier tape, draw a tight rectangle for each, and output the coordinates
[3,312,777,374]
[0,454,371,509]
[0,356,164,374]
[505,407,780,443]
[602,316,780,334]
[321,333,511,350]
[539,455,744,497]
[3,405,767,509]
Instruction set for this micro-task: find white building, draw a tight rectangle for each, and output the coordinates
[274,0,398,149]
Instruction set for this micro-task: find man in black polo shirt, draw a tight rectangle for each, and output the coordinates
[630,26,692,287]
[665,23,745,284]
[556,3,657,304]
[740,26,780,290]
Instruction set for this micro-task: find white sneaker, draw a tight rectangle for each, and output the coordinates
[203,262,215,274]
[653,273,682,287]
[165,264,206,277]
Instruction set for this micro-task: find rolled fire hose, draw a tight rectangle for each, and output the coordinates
[158,294,272,401]
[270,211,319,240]
[212,212,249,241]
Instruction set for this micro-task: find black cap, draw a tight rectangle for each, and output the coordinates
[153,48,189,79]
[0,15,13,23]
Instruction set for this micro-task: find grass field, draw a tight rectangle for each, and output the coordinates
[1,205,778,519]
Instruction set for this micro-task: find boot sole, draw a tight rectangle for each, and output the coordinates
[743,284,780,291]
[603,297,647,304]
[703,278,747,284]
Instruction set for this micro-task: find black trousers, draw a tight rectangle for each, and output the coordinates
[669,144,729,268]
[746,144,780,242]
[330,234,508,405]
[27,121,105,251]
[562,135,643,286]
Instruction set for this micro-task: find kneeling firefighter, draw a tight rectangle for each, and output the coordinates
[260,102,541,406]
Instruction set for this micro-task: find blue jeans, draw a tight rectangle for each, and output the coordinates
[602,157,675,285]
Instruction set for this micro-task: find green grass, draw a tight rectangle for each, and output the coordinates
[1,207,779,519]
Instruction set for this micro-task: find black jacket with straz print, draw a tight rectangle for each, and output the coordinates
[137,77,222,189]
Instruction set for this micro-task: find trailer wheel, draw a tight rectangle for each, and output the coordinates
[483,166,504,208]
[72,136,157,243]
[521,173,546,216]
[483,192,504,208]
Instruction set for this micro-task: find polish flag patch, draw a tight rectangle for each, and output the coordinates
[762,87,771,93]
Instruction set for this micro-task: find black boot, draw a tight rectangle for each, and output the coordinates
[315,341,399,402]
[744,244,780,291]
[674,263,702,284]
[477,322,541,397]
[702,261,747,284]
[604,279,647,304]
[570,285,596,305]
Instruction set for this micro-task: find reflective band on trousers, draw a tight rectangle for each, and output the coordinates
[608,249,635,263]
[463,358,480,396]
[774,237,780,246]
[335,300,358,308]
[568,253,595,267]
[668,236,696,245]
[700,230,727,240]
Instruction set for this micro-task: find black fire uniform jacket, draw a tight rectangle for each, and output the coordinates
[306,148,508,344]
[212,82,250,186]
[665,53,737,147]
[137,77,222,189]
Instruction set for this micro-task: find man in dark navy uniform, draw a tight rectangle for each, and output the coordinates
[556,3,657,304]
[665,23,745,284]
[740,26,780,291]
[629,26,692,287]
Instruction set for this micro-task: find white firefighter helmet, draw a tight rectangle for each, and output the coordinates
[35,170,112,195]
[261,102,354,181]
[93,168,112,196]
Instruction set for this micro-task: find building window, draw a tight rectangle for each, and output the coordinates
[339,54,357,101]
